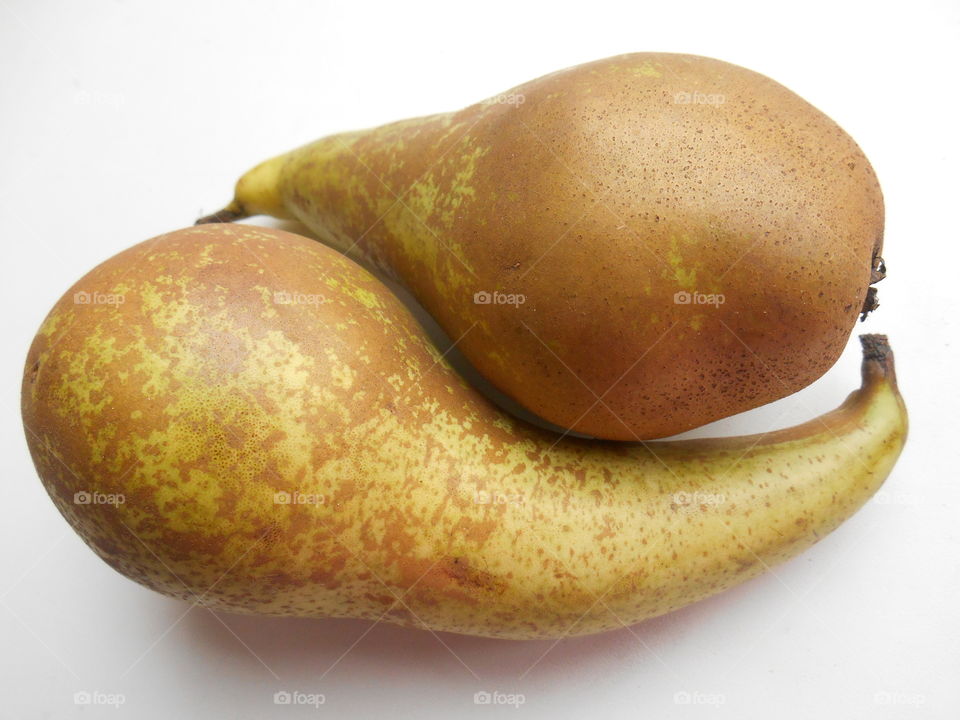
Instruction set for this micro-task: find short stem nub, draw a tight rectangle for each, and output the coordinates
[859,334,897,387]
[196,204,247,225]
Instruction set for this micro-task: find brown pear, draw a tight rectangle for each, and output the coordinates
[201,53,885,440]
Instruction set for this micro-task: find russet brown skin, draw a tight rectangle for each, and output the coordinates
[212,52,885,440]
[22,225,905,640]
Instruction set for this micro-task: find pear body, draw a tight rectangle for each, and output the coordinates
[231,53,884,439]
[22,225,904,639]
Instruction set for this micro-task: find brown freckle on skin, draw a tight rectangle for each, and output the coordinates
[431,556,507,599]
[364,592,395,607]
[466,515,500,545]
[153,528,229,563]
[386,605,419,627]
[257,522,283,547]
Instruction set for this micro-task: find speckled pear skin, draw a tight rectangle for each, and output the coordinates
[214,52,885,441]
[22,225,905,640]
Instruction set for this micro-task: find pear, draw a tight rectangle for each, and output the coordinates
[23,225,906,639]
[202,52,886,441]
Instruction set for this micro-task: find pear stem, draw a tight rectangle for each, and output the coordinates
[196,203,248,225]
[859,334,897,389]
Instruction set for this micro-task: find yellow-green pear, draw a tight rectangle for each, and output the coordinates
[23,225,905,639]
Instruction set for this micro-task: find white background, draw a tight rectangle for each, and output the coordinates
[2,0,958,718]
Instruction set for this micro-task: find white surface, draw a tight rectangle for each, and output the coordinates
[1,0,958,718]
